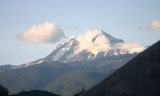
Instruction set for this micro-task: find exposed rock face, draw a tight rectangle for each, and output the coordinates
[83,40,160,96]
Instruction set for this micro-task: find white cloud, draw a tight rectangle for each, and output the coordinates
[118,43,144,53]
[76,30,111,54]
[19,22,65,43]
[149,20,160,30]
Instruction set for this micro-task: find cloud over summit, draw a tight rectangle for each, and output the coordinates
[20,22,65,43]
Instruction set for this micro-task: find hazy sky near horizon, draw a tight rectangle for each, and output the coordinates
[0,0,160,65]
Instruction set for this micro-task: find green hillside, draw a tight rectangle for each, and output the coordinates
[45,71,106,96]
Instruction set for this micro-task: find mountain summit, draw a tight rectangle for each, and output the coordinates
[44,30,144,63]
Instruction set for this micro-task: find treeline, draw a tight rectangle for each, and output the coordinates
[0,84,8,96]
[0,84,85,96]
[0,84,60,96]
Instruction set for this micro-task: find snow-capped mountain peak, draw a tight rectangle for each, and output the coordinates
[44,30,144,63]
[75,30,124,54]
[77,30,124,44]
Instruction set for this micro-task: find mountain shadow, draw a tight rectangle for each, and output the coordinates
[83,40,160,96]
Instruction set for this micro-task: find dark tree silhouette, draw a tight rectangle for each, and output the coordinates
[0,84,9,96]
[10,90,60,96]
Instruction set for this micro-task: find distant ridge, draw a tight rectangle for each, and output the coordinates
[83,40,160,96]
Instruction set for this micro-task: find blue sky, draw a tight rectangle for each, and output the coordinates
[0,0,160,65]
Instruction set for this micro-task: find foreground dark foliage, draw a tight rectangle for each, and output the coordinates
[0,84,9,96]
[10,90,60,96]
[0,84,60,96]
